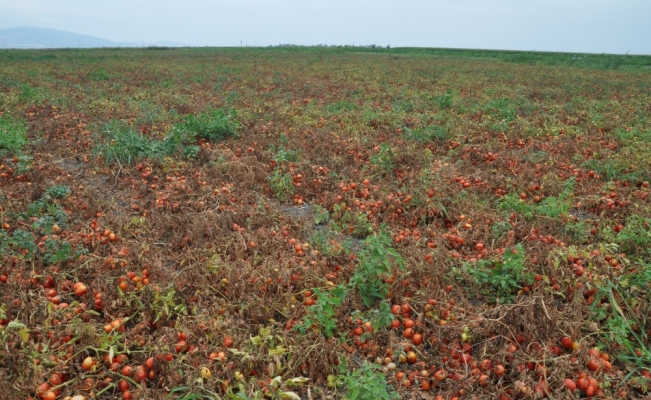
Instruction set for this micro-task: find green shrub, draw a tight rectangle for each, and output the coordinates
[0,115,28,154]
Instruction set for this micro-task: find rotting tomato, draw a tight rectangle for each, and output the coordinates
[81,356,95,371]
[412,333,423,345]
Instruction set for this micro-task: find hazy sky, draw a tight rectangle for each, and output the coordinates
[1,0,649,54]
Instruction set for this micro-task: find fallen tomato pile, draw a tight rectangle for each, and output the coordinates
[1,48,650,399]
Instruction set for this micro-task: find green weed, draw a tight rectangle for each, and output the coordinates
[309,228,344,256]
[351,227,405,308]
[270,144,300,164]
[9,154,34,173]
[94,108,236,164]
[361,108,381,126]
[314,204,330,225]
[391,99,415,112]
[603,214,651,256]
[295,286,346,338]
[434,89,454,110]
[299,227,403,338]
[403,124,450,142]
[592,260,651,369]
[351,301,395,335]
[0,115,28,154]
[152,288,188,323]
[484,98,517,122]
[94,120,198,164]
[268,168,294,201]
[339,361,399,400]
[499,178,574,219]
[369,143,394,175]
[581,158,646,182]
[452,244,534,304]
[20,185,71,235]
[174,108,239,142]
[614,127,651,144]
[499,193,535,218]
[330,203,373,238]
[562,220,590,244]
[325,100,358,114]
[0,229,37,260]
[43,239,77,265]
[45,184,72,199]
[87,69,111,81]
[490,221,513,241]
[4,185,86,265]
[18,83,48,103]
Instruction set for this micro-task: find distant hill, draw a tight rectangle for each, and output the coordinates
[0,27,189,49]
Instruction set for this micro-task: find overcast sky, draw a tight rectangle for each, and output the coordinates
[1,0,649,54]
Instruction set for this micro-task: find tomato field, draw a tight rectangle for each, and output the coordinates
[1,47,651,399]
